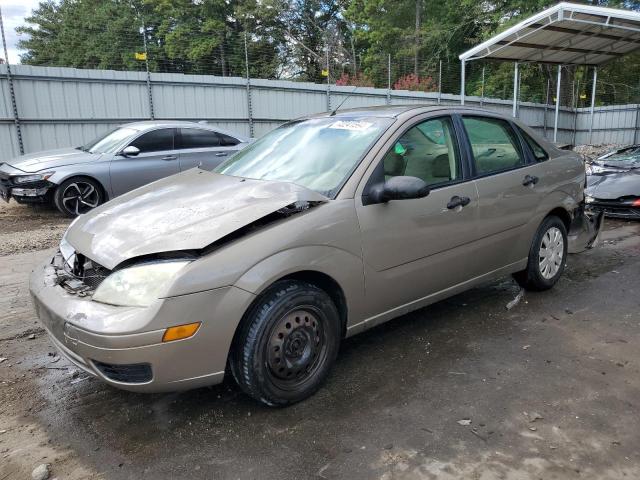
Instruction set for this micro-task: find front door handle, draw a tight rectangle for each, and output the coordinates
[447,195,471,210]
[215,152,228,157]
[522,174,539,186]
[161,155,177,161]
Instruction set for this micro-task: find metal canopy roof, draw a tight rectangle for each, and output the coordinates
[459,2,640,66]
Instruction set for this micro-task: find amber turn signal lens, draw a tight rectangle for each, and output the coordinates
[162,322,201,342]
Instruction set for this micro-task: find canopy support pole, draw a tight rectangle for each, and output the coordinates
[512,62,519,117]
[460,60,465,105]
[589,66,597,144]
[554,65,562,143]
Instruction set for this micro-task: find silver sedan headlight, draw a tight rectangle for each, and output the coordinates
[12,172,55,184]
[92,261,190,307]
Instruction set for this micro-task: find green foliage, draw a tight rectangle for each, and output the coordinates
[13,0,640,101]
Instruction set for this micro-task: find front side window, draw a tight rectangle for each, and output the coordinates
[215,117,393,197]
[518,127,548,161]
[179,128,221,149]
[382,117,461,186]
[463,117,524,175]
[129,128,174,153]
[81,127,138,154]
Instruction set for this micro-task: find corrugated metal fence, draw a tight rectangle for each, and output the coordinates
[0,64,632,162]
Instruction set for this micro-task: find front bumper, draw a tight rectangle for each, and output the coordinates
[588,199,640,219]
[29,258,255,393]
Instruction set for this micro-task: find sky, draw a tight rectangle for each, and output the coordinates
[1,0,41,63]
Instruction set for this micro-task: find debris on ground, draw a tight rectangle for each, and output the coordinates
[28,333,36,340]
[573,144,621,159]
[457,419,472,426]
[31,463,50,480]
[0,357,7,363]
[506,289,525,310]
[527,412,544,422]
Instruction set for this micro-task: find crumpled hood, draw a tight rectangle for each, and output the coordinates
[66,169,328,269]
[6,147,99,173]
[586,170,640,200]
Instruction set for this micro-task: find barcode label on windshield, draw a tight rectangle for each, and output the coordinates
[328,121,373,131]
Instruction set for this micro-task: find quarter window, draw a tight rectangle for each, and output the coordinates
[517,127,549,161]
[462,117,524,175]
[219,133,240,146]
[381,117,461,187]
[129,128,174,153]
[179,128,221,149]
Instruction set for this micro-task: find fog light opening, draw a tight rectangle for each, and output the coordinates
[162,322,201,342]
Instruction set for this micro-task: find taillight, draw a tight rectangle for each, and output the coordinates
[632,198,640,207]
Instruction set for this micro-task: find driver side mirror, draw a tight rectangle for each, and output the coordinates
[120,145,140,157]
[368,176,430,205]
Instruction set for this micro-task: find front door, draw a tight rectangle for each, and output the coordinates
[109,128,180,197]
[355,115,480,318]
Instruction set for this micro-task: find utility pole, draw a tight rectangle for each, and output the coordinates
[414,0,421,76]
[0,5,23,155]
[141,22,154,120]
[244,32,254,138]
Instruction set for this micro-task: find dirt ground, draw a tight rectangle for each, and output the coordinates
[0,200,68,256]
[1,203,639,480]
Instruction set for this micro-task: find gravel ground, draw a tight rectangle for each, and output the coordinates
[0,200,70,256]
[1,207,639,479]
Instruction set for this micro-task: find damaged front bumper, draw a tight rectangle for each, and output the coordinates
[29,254,256,393]
[567,204,605,254]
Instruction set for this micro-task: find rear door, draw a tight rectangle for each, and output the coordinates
[109,128,179,196]
[458,115,546,269]
[176,127,242,171]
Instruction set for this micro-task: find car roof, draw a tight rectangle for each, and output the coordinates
[120,120,249,141]
[307,104,518,119]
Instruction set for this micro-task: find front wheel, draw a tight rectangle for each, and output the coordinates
[230,280,341,407]
[53,177,104,217]
[514,216,568,291]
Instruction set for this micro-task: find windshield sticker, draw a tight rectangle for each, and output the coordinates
[328,121,374,131]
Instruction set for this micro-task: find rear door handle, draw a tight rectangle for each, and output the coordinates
[447,195,471,210]
[161,155,177,161]
[522,174,539,186]
[215,152,228,157]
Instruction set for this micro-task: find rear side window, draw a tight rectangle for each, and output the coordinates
[129,128,174,153]
[462,117,525,175]
[179,128,221,149]
[219,133,240,146]
[517,127,549,161]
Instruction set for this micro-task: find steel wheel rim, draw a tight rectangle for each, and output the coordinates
[266,308,326,389]
[62,182,99,215]
[539,226,564,279]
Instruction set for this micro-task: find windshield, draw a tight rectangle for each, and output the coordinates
[214,117,393,196]
[80,127,139,154]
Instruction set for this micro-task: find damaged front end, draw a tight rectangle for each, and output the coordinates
[567,204,605,254]
[46,246,112,297]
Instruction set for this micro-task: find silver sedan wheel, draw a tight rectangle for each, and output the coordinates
[538,226,564,279]
[62,182,100,215]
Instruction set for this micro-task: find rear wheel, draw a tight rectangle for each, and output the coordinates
[514,216,568,291]
[53,177,104,217]
[230,280,341,407]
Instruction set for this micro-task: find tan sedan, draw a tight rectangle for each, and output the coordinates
[30,106,598,406]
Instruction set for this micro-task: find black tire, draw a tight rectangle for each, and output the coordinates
[53,177,104,217]
[230,280,341,407]
[514,215,568,291]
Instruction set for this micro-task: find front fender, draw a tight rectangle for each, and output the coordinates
[234,246,367,328]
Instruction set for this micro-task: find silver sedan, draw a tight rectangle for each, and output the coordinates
[0,121,249,216]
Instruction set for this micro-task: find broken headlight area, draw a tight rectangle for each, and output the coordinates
[48,249,112,297]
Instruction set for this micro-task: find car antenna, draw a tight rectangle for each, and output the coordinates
[330,86,359,116]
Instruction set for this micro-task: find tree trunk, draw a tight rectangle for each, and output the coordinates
[219,42,227,77]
